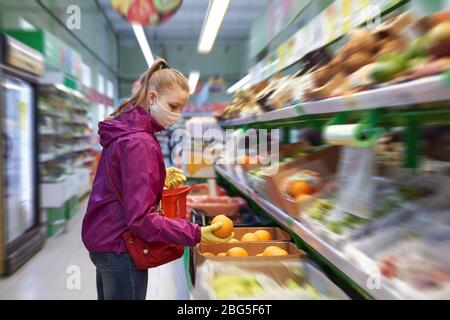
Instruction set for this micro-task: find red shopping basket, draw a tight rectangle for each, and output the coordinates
[161,186,191,219]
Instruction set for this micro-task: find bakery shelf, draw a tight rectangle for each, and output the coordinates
[221,74,450,128]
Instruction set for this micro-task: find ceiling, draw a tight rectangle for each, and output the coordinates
[98,0,270,48]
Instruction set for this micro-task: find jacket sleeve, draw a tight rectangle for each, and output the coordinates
[118,139,201,246]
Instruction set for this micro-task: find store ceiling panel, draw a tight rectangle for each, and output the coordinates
[98,0,269,47]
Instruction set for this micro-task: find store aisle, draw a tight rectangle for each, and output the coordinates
[0,200,189,300]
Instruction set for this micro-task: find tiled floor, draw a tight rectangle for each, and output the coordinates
[0,200,190,300]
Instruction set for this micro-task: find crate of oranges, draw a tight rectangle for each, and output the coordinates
[194,215,305,267]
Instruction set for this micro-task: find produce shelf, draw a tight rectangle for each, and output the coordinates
[221,74,450,128]
[215,165,403,300]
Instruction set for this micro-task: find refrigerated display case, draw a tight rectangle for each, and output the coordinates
[0,34,45,275]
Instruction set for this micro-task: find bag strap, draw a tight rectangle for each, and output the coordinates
[104,150,164,215]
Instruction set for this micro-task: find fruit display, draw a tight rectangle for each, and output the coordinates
[200,245,290,258]
[192,260,349,300]
[226,247,248,257]
[234,229,274,242]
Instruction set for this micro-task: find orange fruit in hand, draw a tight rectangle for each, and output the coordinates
[203,252,215,257]
[289,181,315,197]
[241,233,259,242]
[211,215,234,239]
[226,247,249,257]
[262,246,288,257]
[217,252,227,257]
[254,230,272,241]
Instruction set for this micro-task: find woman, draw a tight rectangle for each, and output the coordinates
[82,58,231,300]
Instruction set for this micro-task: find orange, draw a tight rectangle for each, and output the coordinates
[228,238,239,243]
[241,233,259,242]
[226,247,249,257]
[211,215,234,239]
[254,230,272,241]
[203,252,215,257]
[262,246,288,257]
[256,253,263,257]
[289,180,315,197]
[217,252,227,257]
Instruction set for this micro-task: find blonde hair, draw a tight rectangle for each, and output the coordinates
[110,58,189,119]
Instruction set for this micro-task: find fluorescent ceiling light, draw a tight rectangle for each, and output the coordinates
[198,0,230,53]
[132,23,154,67]
[226,74,250,94]
[188,71,200,94]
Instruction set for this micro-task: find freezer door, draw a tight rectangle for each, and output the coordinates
[2,76,36,244]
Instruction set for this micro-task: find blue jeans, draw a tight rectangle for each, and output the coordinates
[89,252,148,300]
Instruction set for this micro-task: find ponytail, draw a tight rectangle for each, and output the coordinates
[109,58,172,119]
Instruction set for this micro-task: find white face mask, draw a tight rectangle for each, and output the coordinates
[149,96,181,129]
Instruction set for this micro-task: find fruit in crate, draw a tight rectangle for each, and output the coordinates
[262,246,288,257]
[217,252,227,257]
[254,230,272,241]
[211,215,234,239]
[203,252,215,257]
[241,233,259,242]
[226,247,249,257]
[228,238,239,243]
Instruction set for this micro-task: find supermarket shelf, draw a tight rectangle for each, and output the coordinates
[221,74,450,127]
[215,165,403,300]
[182,112,214,118]
[83,156,95,164]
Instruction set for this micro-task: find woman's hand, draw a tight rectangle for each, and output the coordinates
[201,222,234,244]
[165,167,186,189]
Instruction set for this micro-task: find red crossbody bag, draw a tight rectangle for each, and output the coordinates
[105,154,184,270]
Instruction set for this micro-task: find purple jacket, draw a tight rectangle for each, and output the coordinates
[82,106,201,254]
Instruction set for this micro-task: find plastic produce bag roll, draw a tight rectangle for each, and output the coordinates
[324,124,380,148]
